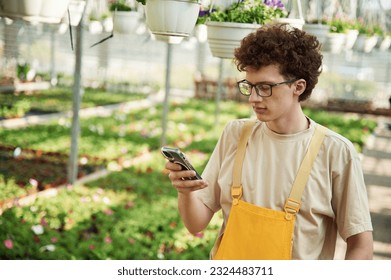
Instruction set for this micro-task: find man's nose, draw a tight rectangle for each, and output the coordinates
[248,88,263,102]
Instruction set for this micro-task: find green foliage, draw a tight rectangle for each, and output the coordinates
[109,0,132,12]
[0,100,31,119]
[0,86,145,119]
[16,63,31,81]
[327,18,354,33]
[199,0,287,24]
[303,109,377,152]
[354,19,385,36]
[0,152,218,260]
[0,97,378,259]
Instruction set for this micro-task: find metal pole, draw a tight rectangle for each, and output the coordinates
[68,11,84,185]
[50,27,57,86]
[215,58,224,126]
[160,42,173,147]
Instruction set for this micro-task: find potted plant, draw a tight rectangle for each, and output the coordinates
[377,32,391,51]
[109,0,140,34]
[0,0,70,24]
[321,18,350,54]
[354,19,380,53]
[136,0,201,40]
[200,0,289,59]
[303,19,329,45]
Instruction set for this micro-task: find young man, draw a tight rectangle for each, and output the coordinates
[165,24,373,259]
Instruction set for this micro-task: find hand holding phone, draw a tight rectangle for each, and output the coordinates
[161,147,202,180]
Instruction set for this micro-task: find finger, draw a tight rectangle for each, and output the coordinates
[172,179,207,190]
[168,170,197,181]
[165,161,182,171]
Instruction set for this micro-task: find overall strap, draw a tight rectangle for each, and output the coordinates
[231,119,257,205]
[284,124,327,219]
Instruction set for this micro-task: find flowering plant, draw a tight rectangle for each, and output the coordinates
[109,0,133,11]
[197,0,287,25]
[135,0,200,4]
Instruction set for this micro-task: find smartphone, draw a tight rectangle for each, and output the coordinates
[161,147,202,180]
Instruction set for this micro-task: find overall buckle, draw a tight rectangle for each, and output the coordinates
[284,198,300,220]
[231,185,243,205]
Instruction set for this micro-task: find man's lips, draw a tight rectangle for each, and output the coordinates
[253,107,267,114]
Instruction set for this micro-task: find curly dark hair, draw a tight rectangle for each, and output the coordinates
[234,23,323,101]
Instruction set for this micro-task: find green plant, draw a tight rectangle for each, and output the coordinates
[16,63,31,81]
[0,100,31,119]
[327,18,353,33]
[109,0,133,11]
[354,19,383,36]
[197,0,287,25]
[135,0,200,5]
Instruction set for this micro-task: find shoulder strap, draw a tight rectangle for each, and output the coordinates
[231,119,256,205]
[284,124,327,219]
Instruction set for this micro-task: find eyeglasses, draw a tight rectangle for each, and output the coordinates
[237,79,298,97]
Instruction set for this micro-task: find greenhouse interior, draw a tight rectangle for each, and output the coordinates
[0,0,390,262]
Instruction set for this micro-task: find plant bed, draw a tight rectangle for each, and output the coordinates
[0,98,379,259]
[0,151,220,260]
[0,99,377,211]
[0,86,147,120]
[0,144,106,201]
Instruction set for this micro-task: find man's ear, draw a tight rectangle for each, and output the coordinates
[294,79,306,96]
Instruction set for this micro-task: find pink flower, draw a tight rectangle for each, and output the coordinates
[4,239,13,249]
[29,178,39,188]
[104,209,114,216]
[89,244,96,250]
[40,217,48,227]
[194,232,204,238]
[104,236,112,244]
[51,237,58,243]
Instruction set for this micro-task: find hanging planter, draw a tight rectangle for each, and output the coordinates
[321,18,354,54]
[40,0,70,20]
[322,33,346,53]
[0,0,70,23]
[354,34,378,53]
[377,35,391,51]
[200,0,289,59]
[109,0,140,34]
[113,11,140,34]
[344,29,359,51]
[303,23,329,44]
[143,0,200,38]
[206,21,260,59]
[273,18,305,30]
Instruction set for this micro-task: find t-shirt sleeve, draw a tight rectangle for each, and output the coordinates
[331,146,373,241]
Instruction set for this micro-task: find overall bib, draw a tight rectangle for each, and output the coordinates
[213,120,327,260]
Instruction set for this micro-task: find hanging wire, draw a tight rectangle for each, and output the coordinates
[90,0,116,48]
[67,8,74,51]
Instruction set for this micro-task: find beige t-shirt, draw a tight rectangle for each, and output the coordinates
[196,118,373,260]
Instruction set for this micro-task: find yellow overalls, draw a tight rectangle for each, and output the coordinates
[213,120,327,260]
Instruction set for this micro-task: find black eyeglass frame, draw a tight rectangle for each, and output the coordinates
[237,78,298,97]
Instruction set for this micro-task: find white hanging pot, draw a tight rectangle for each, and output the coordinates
[354,34,378,53]
[273,18,305,30]
[1,0,70,23]
[206,21,260,59]
[2,0,42,17]
[344,29,359,51]
[40,0,70,21]
[303,23,329,44]
[322,33,346,54]
[113,11,140,34]
[145,0,200,37]
[380,36,391,51]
